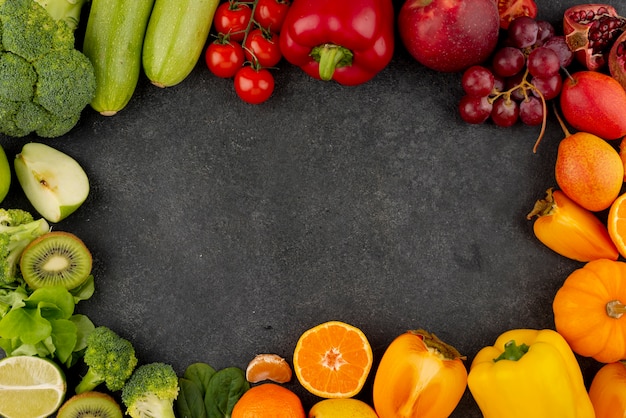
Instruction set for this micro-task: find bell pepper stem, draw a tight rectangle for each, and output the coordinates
[493,340,530,362]
[607,300,626,318]
[311,44,354,81]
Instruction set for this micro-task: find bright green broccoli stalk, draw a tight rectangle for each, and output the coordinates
[34,0,89,31]
[75,326,138,394]
[0,0,95,138]
[122,363,180,418]
[0,209,50,285]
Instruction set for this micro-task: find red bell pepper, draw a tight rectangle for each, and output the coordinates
[279,0,394,86]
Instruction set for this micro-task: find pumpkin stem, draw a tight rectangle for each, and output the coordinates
[606,300,626,318]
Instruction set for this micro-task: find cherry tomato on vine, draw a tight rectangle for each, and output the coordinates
[497,0,538,29]
[243,29,282,67]
[234,66,275,104]
[253,0,291,33]
[213,1,252,42]
[205,40,245,78]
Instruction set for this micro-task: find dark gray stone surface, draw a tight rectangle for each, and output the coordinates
[1,0,606,415]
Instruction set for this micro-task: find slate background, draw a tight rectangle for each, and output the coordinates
[0,0,609,415]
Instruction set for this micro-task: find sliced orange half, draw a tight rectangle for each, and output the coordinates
[293,320,373,398]
[608,192,626,258]
[245,353,292,384]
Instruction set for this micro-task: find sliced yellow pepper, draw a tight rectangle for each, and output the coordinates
[467,329,594,418]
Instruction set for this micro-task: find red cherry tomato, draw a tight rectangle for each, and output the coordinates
[497,0,538,29]
[205,40,245,78]
[243,29,282,67]
[213,1,252,42]
[234,66,275,104]
[253,0,291,33]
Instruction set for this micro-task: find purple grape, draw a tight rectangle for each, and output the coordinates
[520,96,544,126]
[491,97,519,127]
[492,47,526,78]
[527,47,561,78]
[462,66,495,97]
[459,95,493,124]
[508,16,539,48]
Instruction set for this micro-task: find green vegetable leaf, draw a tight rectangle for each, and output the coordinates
[70,275,95,303]
[0,285,28,317]
[184,362,216,394]
[177,377,208,418]
[0,306,51,344]
[205,367,249,418]
[69,314,95,352]
[50,318,77,364]
[25,286,75,319]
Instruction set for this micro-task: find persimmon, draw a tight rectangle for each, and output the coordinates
[589,362,626,418]
[372,329,467,418]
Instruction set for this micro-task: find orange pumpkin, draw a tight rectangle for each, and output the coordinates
[553,259,626,363]
[372,329,467,418]
[589,362,626,418]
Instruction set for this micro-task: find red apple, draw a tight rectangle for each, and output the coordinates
[398,0,500,73]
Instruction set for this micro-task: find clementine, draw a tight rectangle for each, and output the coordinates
[245,353,292,384]
[608,193,626,258]
[293,320,373,398]
[231,383,305,418]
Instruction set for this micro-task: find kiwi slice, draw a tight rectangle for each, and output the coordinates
[57,391,123,418]
[20,231,92,290]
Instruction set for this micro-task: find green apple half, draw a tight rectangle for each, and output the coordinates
[14,143,89,223]
[0,144,10,204]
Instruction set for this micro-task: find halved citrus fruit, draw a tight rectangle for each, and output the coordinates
[245,353,292,384]
[0,355,66,418]
[293,320,373,398]
[608,192,626,258]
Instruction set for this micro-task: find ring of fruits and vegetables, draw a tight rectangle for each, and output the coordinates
[3,0,626,417]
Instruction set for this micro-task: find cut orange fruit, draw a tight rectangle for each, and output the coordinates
[293,320,373,398]
[245,353,292,384]
[608,192,626,258]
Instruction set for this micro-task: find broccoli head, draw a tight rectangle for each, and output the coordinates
[75,326,138,394]
[0,0,94,138]
[122,363,180,418]
[0,208,50,285]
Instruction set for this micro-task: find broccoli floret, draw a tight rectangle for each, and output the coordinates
[0,0,94,138]
[75,326,138,394]
[122,363,180,418]
[0,209,50,285]
[33,48,96,118]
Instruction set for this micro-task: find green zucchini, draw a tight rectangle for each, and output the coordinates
[82,0,155,116]
[143,0,219,88]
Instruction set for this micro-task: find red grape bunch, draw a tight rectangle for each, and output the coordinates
[458,16,574,140]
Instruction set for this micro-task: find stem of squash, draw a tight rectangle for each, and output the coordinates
[606,300,626,318]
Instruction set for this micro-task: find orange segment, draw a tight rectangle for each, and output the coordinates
[608,193,626,258]
[293,320,373,398]
[245,354,292,384]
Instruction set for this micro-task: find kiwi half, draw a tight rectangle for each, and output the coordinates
[57,391,123,418]
[20,231,92,290]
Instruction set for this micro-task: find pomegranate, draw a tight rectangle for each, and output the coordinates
[559,71,626,140]
[397,0,500,73]
[563,4,626,71]
[609,30,626,90]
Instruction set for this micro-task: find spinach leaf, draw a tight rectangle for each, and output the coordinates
[184,362,216,394]
[177,377,208,418]
[205,367,250,418]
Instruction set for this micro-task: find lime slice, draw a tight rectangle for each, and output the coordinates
[0,356,67,418]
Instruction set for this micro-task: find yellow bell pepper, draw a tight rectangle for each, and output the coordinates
[467,329,594,418]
